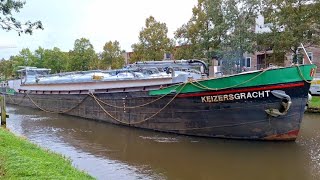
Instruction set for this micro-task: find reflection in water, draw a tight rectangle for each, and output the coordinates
[7,105,320,180]
[296,113,320,180]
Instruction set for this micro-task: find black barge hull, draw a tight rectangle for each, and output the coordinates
[7,81,310,141]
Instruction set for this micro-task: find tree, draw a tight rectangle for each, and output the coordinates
[12,48,36,67]
[174,0,229,60]
[174,22,205,59]
[101,41,125,69]
[0,47,71,78]
[68,38,97,71]
[173,45,195,60]
[0,48,36,78]
[220,0,260,73]
[32,47,45,68]
[0,0,43,35]
[130,43,144,63]
[175,0,259,74]
[0,59,14,80]
[261,0,320,63]
[131,16,174,61]
[42,47,69,73]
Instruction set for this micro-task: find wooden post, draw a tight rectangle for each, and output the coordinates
[0,95,6,127]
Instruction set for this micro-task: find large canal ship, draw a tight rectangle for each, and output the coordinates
[4,59,317,141]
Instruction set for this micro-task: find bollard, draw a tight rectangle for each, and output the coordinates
[0,95,6,127]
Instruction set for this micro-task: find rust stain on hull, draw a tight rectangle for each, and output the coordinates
[264,130,300,141]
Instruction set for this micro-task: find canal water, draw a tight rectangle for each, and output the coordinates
[6,105,320,180]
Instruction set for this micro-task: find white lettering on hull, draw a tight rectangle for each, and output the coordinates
[201,90,271,103]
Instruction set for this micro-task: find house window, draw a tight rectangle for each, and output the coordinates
[241,57,251,68]
[291,52,312,64]
[291,54,304,64]
[165,53,171,59]
[307,52,313,62]
[246,57,251,68]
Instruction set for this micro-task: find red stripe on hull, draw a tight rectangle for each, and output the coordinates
[177,82,305,98]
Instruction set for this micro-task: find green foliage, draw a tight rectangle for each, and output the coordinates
[0,128,94,179]
[101,41,125,69]
[68,38,98,71]
[131,16,174,62]
[0,59,14,80]
[221,0,259,53]
[219,0,260,74]
[175,0,229,59]
[130,43,144,63]
[11,48,36,68]
[260,0,320,57]
[0,0,43,35]
[32,47,45,68]
[0,38,109,77]
[173,45,195,60]
[0,47,72,78]
[175,0,259,74]
[176,0,320,71]
[42,47,70,73]
[309,96,320,109]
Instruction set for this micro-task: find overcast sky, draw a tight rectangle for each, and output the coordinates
[0,0,197,59]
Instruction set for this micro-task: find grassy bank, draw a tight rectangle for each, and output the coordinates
[310,96,320,109]
[0,128,94,179]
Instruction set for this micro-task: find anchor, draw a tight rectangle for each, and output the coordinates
[265,90,292,117]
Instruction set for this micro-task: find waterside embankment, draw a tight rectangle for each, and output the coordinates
[307,96,320,113]
[0,128,94,179]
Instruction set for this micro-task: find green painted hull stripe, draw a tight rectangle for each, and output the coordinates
[149,65,317,96]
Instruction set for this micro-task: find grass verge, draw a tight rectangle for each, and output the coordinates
[309,96,320,109]
[0,128,94,179]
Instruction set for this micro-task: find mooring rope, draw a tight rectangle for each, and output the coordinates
[8,94,26,105]
[89,82,184,109]
[91,82,187,125]
[189,68,269,91]
[295,64,313,84]
[26,93,89,114]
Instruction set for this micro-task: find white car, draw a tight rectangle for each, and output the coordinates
[310,78,320,95]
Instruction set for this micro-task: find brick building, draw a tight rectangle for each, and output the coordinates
[242,15,320,72]
[244,46,319,72]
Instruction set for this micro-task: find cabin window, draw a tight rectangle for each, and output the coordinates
[27,70,36,76]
